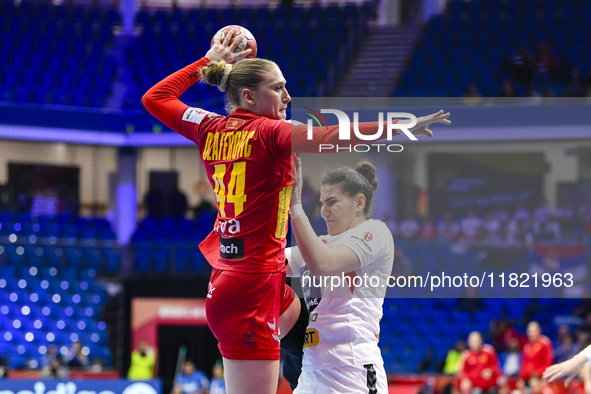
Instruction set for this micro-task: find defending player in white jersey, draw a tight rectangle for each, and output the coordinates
[285,158,394,393]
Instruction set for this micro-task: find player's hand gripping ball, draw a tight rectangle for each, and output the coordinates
[211,25,257,64]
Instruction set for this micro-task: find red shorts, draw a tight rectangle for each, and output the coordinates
[206,269,294,360]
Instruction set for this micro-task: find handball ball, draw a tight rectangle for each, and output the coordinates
[210,25,258,64]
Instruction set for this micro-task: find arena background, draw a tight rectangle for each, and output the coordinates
[1,0,591,393]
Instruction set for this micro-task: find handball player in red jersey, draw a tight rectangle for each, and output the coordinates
[142,29,451,394]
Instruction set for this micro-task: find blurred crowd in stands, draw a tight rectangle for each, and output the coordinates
[463,41,591,102]
[127,341,226,394]
[387,199,589,248]
[441,311,591,394]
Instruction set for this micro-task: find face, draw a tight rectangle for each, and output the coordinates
[468,332,482,352]
[250,66,291,120]
[320,183,365,236]
[184,363,195,375]
[213,365,223,378]
[527,322,541,341]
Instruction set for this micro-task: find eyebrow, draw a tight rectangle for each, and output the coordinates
[320,196,337,204]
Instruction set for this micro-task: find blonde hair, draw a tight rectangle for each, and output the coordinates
[201,59,279,113]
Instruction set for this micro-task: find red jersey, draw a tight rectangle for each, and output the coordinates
[519,336,553,380]
[459,345,504,391]
[142,57,402,273]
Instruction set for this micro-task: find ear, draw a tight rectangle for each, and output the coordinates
[241,88,255,106]
[356,194,366,213]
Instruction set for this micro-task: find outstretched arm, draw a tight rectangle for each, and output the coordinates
[543,345,591,386]
[284,111,451,153]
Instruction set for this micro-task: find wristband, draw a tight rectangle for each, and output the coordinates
[290,203,306,218]
[580,344,591,364]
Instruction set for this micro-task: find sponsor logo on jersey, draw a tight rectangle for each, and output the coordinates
[219,236,244,259]
[303,328,319,348]
[267,317,280,342]
[351,235,373,252]
[183,107,211,125]
[309,313,318,323]
[207,283,215,299]
[364,232,373,242]
[243,332,256,344]
[214,219,241,236]
[226,117,245,129]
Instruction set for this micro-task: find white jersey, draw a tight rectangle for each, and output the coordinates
[286,219,394,371]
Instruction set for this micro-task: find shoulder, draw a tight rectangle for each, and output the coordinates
[356,220,394,245]
[482,344,497,355]
[539,336,552,346]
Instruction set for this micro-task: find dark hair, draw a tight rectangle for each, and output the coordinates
[201,59,278,113]
[321,161,378,219]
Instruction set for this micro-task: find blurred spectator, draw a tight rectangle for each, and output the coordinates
[41,345,67,379]
[533,42,558,87]
[462,83,483,106]
[419,215,437,242]
[169,187,189,217]
[399,213,419,240]
[63,340,89,369]
[575,329,591,354]
[566,67,586,97]
[553,326,578,364]
[485,212,501,237]
[461,209,482,240]
[492,319,527,351]
[128,340,155,381]
[533,200,551,224]
[172,360,209,394]
[144,181,165,217]
[443,340,467,375]
[493,205,510,224]
[513,202,531,224]
[457,332,505,394]
[0,357,6,378]
[526,85,543,105]
[499,338,522,377]
[437,212,460,241]
[391,248,413,277]
[209,360,226,394]
[192,181,216,218]
[419,347,441,374]
[528,374,554,394]
[518,321,553,381]
[498,80,518,97]
[541,214,561,240]
[511,45,534,84]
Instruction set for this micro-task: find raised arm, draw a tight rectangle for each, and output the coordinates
[142,28,251,133]
[289,157,361,276]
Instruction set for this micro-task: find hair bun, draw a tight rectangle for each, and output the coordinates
[356,161,378,192]
[201,61,228,87]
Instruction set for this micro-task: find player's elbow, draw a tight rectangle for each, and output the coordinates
[307,257,336,277]
[141,91,152,111]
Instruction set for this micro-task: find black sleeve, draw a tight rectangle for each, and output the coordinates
[281,296,308,390]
